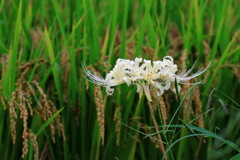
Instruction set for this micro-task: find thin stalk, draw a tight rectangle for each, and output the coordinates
[195,135,203,157]
[147,100,166,159]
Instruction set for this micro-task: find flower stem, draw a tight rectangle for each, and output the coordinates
[147,100,167,159]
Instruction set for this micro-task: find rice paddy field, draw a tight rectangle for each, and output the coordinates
[0,0,240,159]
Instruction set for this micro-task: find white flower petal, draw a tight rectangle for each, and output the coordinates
[106,86,114,95]
[164,81,171,90]
[154,83,164,96]
[151,72,161,80]
[122,77,131,86]
[136,84,143,100]
[134,57,142,67]
[143,85,152,101]
[172,85,181,93]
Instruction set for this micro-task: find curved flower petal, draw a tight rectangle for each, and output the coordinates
[134,57,142,67]
[154,83,164,96]
[164,81,171,90]
[143,85,152,101]
[106,86,114,95]
[172,85,181,93]
[122,77,131,86]
[137,84,143,100]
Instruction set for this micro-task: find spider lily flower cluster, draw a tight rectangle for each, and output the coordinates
[82,56,210,101]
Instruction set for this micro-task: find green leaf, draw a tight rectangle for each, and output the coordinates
[36,107,65,136]
[230,153,240,160]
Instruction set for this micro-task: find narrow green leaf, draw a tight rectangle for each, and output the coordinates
[44,27,63,107]
[230,153,240,160]
[36,107,65,136]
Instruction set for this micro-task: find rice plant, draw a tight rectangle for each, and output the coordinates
[0,0,240,159]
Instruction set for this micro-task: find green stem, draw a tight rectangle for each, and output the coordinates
[147,100,166,159]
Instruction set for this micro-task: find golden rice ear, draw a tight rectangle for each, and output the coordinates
[158,96,168,127]
[33,80,56,143]
[1,97,8,110]
[94,85,105,145]
[32,81,66,143]
[113,105,122,146]
[9,90,19,145]
[181,81,192,122]
[193,86,204,128]
[3,58,66,160]
[27,130,39,160]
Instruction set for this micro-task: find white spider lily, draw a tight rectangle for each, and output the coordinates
[132,60,165,101]
[156,56,178,90]
[82,56,210,102]
[82,58,137,95]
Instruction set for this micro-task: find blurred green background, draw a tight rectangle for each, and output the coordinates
[0,0,240,159]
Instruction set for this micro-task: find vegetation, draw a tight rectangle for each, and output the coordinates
[0,0,240,159]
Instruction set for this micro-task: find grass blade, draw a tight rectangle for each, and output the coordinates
[36,107,65,136]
